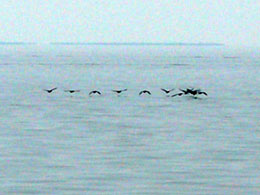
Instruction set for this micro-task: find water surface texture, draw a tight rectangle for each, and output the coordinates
[0,45,259,194]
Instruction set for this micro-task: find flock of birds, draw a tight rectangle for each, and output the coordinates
[44,87,208,97]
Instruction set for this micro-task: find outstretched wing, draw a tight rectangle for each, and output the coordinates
[171,93,183,97]
[89,90,100,95]
[179,88,186,93]
[198,91,208,96]
[161,88,168,93]
[44,87,57,92]
[50,87,57,91]
[64,90,80,93]
[139,91,144,95]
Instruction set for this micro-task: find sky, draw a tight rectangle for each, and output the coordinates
[0,0,259,46]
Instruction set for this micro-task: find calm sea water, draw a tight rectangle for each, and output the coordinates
[0,44,259,194]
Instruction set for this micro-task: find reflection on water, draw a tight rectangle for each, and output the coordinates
[0,45,260,194]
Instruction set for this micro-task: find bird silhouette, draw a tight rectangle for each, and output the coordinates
[196,90,208,96]
[171,93,184,97]
[179,88,208,96]
[64,90,80,93]
[89,90,101,96]
[139,90,151,96]
[43,87,57,93]
[112,89,127,94]
[161,88,175,94]
[179,88,194,95]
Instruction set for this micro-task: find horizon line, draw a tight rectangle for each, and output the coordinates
[51,42,224,46]
[0,41,224,46]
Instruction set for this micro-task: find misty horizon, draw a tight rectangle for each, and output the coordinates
[0,1,258,46]
[0,41,224,46]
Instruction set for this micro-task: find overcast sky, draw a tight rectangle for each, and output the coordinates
[0,0,259,46]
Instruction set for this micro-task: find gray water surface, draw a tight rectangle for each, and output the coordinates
[0,45,259,194]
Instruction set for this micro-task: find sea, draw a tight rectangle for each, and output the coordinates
[0,43,259,194]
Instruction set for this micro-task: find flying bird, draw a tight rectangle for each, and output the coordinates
[179,88,194,95]
[43,87,57,93]
[196,90,208,96]
[112,89,127,94]
[64,90,80,93]
[179,88,208,96]
[171,93,184,97]
[89,90,101,96]
[161,88,175,94]
[139,90,151,96]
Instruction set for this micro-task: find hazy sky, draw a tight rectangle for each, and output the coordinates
[0,0,259,46]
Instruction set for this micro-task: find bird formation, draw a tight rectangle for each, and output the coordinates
[172,88,208,97]
[43,87,208,97]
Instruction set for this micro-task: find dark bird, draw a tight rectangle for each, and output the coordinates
[161,88,175,94]
[112,89,127,94]
[171,93,184,97]
[196,90,208,96]
[188,89,198,96]
[187,89,208,96]
[139,90,151,96]
[43,87,57,93]
[179,88,194,95]
[89,90,101,96]
[179,88,208,96]
[64,90,80,93]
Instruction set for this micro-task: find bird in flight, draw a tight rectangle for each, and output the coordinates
[178,88,208,96]
[195,89,208,96]
[89,90,102,96]
[179,88,194,95]
[171,92,184,97]
[112,89,127,94]
[161,88,175,94]
[64,90,80,93]
[139,90,151,96]
[43,87,57,93]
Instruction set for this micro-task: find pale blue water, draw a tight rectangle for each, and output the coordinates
[0,44,259,194]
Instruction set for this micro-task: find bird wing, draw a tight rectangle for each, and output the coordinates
[89,91,94,95]
[51,87,57,91]
[169,88,175,92]
[171,93,183,97]
[122,89,127,91]
[147,91,151,95]
[112,90,120,93]
[199,92,208,96]
[179,89,186,93]
[161,88,168,93]
[64,90,80,93]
